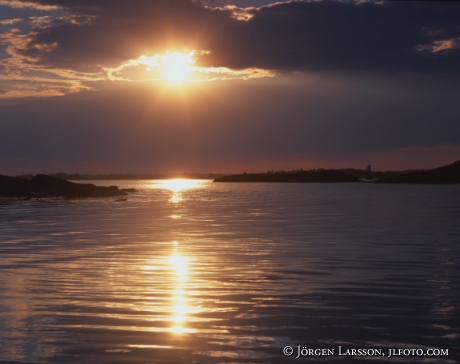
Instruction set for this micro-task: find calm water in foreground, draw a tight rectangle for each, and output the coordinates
[0,180,459,364]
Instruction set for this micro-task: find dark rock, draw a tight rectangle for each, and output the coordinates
[0,174,128,198]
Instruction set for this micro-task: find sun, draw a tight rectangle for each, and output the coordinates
[134,52,196,84]
[105,50,276,84]
[161,52,195,83]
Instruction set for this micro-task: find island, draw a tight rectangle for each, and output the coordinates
[0,174,131,198]
[376,160,460,184]
[214,169,360,183]
[213,160,460,184]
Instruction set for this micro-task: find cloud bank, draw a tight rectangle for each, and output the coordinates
[1,0,459,96]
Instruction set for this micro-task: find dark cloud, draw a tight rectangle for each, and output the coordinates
[201,1,460,72]
[8,0,460,73]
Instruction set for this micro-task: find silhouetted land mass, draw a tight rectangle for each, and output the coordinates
[214,161,460,184]
[339,168,419,180]
[0,174,131,198]
[376,160,460,184]
[214,169,360,183]
[16,173,224,181]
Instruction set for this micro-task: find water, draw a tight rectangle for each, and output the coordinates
[0,180,459,363]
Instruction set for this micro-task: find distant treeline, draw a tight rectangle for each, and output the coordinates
[214,169,360,183]
[339,168,420,179]
[262,168,418,179]
[16,173,224,180]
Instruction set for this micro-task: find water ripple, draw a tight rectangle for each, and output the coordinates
[0,181,459,363]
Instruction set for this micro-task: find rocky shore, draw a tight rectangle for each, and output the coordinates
[0,174,131,198]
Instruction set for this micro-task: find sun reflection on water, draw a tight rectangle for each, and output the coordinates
[146,180,209,333]
[170,248,189,334]
[170,253,188,283]
[154,179,207,204]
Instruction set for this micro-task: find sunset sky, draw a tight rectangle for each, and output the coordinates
[1,0,460,174]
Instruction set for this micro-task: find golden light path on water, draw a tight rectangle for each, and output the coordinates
[170,249,188,334]
[149,179,208,334]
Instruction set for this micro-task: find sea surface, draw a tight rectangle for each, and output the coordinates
[0,180,459,364]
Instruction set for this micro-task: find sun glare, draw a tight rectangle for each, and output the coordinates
[106,50,276,84]
[135,52,196,83]
[152,179,206,204]
[162,52,195,83]
[156,179,204,192]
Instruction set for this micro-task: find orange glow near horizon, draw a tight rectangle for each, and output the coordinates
[156,179,205,192]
